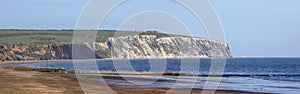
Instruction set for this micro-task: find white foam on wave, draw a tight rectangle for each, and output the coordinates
[99,74,300,93]
[219,77,300,93]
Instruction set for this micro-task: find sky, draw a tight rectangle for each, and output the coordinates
[0,0,300,57]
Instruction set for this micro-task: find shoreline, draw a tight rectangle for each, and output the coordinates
[3,56,299,64]
[0,69,261,94]
[0,57,229,64]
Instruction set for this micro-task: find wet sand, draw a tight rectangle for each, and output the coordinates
[0,69,260,94]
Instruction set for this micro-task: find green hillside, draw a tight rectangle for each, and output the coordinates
[0,30,141,45]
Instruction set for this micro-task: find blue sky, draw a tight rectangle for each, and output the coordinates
[0,0,300,57]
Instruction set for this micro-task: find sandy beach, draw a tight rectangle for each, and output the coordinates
[0,68,261,94]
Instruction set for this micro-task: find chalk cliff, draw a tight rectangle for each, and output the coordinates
[0,35,231,61]
[107,35,231,59]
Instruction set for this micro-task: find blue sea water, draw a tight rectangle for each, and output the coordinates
[5,58,300,93]
[11,58,300,75]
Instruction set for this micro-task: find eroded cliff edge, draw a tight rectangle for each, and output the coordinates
[108,35,231,59]
[0,35,231,61]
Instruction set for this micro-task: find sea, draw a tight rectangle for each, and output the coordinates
[4,58,300,93]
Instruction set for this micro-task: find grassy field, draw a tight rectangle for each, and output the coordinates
[0,29,188,46]
[0,30,141,45]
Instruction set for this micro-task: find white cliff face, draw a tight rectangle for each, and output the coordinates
[107,35,231,59]
[84,42,108,51]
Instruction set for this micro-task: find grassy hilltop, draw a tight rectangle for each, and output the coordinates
[0,30,175,46]
[0,30,142,45]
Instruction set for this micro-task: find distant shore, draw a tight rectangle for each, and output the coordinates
[2,57,300,65]
[0,57,230,64]
[0,57,230,68]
